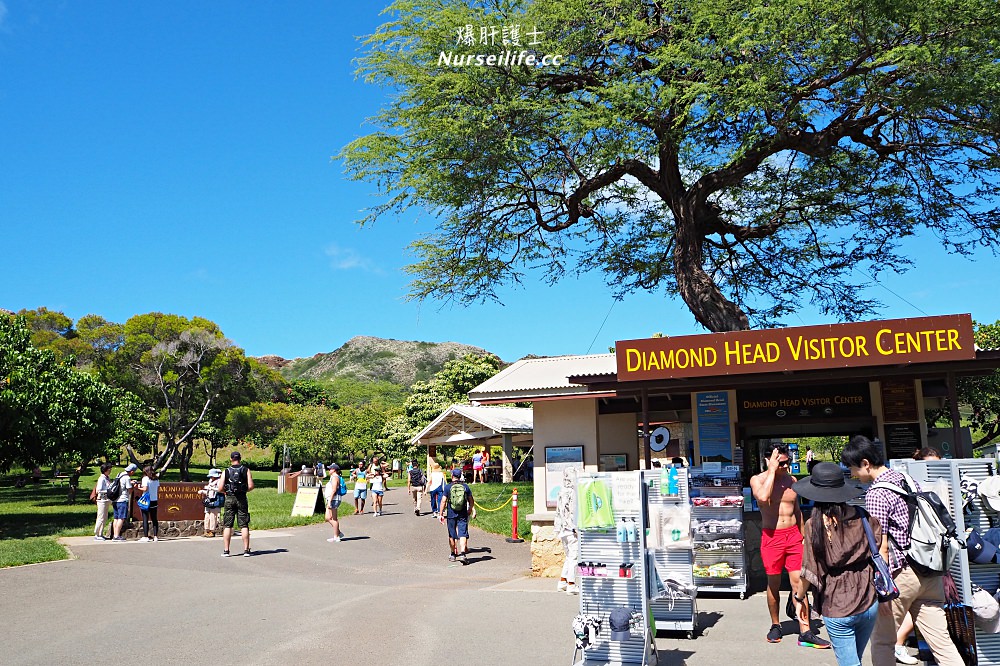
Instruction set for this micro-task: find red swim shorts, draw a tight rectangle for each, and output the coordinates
[760,525,803,576]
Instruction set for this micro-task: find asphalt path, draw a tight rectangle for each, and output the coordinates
[1,488,868,665]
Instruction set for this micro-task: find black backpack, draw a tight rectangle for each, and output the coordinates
[409,467,426,487]
[225,466,248,494]
[106,474,124,502]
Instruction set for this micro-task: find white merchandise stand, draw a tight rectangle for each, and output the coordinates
[573,471,658,666]
[688,467,748,598]
[643,469,698,637]
[892,457,1000,665]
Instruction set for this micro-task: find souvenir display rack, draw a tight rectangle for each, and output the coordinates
[688,467,748,598]
[643,469,698,637]
[573,471,659,666]
[894,458,1000,666]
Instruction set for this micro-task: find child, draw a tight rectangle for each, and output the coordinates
[198,468,223,537]
[370,466,386,516]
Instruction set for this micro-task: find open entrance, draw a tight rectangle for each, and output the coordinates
[738,420,875,485]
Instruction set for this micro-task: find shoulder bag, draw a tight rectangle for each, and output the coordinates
[858,507,900,603]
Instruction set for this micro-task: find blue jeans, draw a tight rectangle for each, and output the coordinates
[429,487,444,514]
[823,600,879,666]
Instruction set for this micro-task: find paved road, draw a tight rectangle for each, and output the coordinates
[0,489,871,665]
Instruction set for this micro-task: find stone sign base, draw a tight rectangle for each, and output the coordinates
[121,520,207,540]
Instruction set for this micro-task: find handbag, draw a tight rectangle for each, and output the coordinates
[136,491,151,511]
[859,508,900,603]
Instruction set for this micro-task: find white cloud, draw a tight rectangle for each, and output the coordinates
[325,244,380,273]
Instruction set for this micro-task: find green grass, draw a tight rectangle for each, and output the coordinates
[1,465,531,567]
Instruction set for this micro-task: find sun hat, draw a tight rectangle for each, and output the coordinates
[972,586,1000,633]
[979,476,1000,512]
[207,468,222,478]
[968,529,998,564]
[792,462,863,503]
[609,607,633,641]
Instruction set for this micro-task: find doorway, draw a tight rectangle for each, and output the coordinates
[739,420,875,485]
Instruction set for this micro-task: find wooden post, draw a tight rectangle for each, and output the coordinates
[642,388,651,470]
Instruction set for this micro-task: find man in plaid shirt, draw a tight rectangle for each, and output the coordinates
[842,435,962,666]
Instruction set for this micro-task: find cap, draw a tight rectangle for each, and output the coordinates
[328,463,340,471]
[980,476,1000,512]
[452,468,463,478]
[968,529,998,564]
[609,607,633,641]
[230,451,242,461]
[207,468,222,478]
[124,463,138,473]
[972,586,1000,633]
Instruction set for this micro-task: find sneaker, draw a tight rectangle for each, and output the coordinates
[243,550,251,557]
[798,630,831,649]
[138,537,150,542]
[415,509,420,516]
[112,537,125,542]
[459,553,468,565]
[895,645,918,665]
[327,537,339,542]
[566,584,578,595]
[448,553,457,562]
[221,550,231,557]
[557,579,568,592]
[94,536,106,541]
[152,536,159,542]
[766,624,783,643]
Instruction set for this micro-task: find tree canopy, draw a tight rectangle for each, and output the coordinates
[344,0,1000,331]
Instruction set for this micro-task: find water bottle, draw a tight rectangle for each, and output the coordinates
[667,464,679,497]
[616,518,628,543]
[625,517,637,543]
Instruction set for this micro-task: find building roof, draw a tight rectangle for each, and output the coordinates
[468,354,617,403]
[411,404,534,446]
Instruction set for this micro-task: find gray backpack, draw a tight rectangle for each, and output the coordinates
[871,473,964,576]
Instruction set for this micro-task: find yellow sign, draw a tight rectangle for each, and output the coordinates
[291,487,323,517]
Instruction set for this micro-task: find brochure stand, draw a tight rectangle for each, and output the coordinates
[688,466,748,598]
[572,471,658,666]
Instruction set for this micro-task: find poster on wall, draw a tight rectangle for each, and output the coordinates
[599,454,628,472]
[696,392,733,464]
[545,446,585,509]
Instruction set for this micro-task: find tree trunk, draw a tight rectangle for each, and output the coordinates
[673,209,750,332]
[178,440,194,482]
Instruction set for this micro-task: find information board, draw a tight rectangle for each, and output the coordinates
[291,486,324,516]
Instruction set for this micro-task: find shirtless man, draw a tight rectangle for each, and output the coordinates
[751,442,830,649]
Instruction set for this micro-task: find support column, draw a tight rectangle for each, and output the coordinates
[947,372,966,458]
[502,433,514,483]
[427,445,436,471]
[642,388,651,470]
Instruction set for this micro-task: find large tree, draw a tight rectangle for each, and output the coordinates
[929,319,1000,448]
[344,0,1000,331]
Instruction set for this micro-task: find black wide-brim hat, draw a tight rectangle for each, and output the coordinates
[794,462,864,503]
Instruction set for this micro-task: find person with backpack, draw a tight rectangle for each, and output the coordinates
[91,463,113,541]
[438,468,475,564]
[407,459,426,516]
[136,465,161,542]
[197,468,223,537]
[220,450,255,557]
[324,463,346,542]
[841,435,963,666]
[110,463,137,541]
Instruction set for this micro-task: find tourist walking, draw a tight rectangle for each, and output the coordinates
[472,449,485,484]
[111,463,137,541]
[841,436,962,666]
[324,463,345,542]
[136,466,160,542]
[750,442,830,648]
[198,468,223,537]
[407,459,426,516]
[554,467,579,594]
[427,462,446,514]
[92,463,113,540]
[370,464,386,516]
[795,463,883,666]
[220,451,255,557]
[439,468,475,564]
[351,462,368,515]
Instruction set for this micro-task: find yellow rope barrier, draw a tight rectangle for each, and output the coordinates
[473,495,514,512]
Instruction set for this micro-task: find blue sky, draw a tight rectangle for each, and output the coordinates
[1,2,997,363]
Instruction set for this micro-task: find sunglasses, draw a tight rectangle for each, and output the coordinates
[777,460,790,467]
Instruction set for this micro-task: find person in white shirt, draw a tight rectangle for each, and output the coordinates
[198,468,223,537]
[427,462,446,515]
[92,463,113,540]
[111,463,137,541]
[137,466,161,542]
